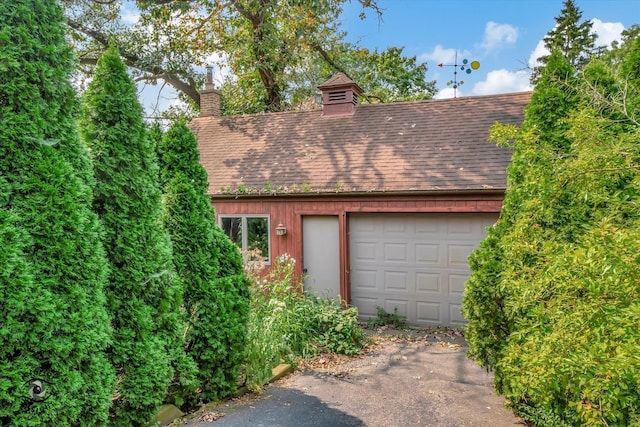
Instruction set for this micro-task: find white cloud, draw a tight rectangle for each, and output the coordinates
[591,18,625,48]
[480,22,518,51]
[122,11,140,25]
[528,39,548,69]
[471,69,533,96]
[528,19,625,68]
[434,87,458,99]
[419,45,461,64]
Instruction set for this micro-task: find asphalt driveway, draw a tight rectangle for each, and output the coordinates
[181,330,524,427]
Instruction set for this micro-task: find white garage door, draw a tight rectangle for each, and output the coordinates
[349,213,497,327]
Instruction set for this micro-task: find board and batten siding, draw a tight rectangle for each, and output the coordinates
[211,193,501,325]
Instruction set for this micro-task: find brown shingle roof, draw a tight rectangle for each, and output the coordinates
[190,91,531,196]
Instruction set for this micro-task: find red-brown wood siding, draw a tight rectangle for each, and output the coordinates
[212,194,503,304]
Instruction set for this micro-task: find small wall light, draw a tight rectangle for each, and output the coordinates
[275,223,287,236]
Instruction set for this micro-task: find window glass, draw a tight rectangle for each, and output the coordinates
[219,215,270,264]
[247,217,269,260]
[221,217,242,247]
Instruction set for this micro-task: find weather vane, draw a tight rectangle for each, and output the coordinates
[438,52,480,98]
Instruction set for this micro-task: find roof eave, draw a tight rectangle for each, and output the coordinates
[208,187,507,200]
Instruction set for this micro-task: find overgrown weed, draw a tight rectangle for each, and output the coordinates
[242,252,366,391]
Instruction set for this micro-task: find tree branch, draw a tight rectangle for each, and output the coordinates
[309,41,350,78]
[561,165,640,187]
[581,77,639,127]
[67,18,201,105]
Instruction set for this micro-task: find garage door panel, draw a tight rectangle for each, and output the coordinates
[351,297,378,319]
[353,217,376,232]
[415,220,439,234]
[449,304,466,325]
[351,269,377,289]
[416,301,442,323]
[448,244,476,266]
[447,219,473,234]
[384,243,409,263]
[383,219,406,233]
[384,270,410,291]
[449,273,469,296]
[352,241,377,261]
[384,300,409,319]
[350,213,496,326]
[415,243,440,265]
[416,272,442,293]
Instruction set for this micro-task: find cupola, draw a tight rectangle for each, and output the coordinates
[317,73,363,117]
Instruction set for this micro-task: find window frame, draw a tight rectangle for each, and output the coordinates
[219,214,271,265]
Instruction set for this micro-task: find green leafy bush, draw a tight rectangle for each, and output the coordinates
[463,39,640,426]
[243,254,366,390]
[0,1,114,423]
[80,46,194,425]
[158,122,250,407]
[302,294,365,356]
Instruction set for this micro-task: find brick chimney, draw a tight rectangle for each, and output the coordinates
[200,66,221,117]
[317,73,363,117]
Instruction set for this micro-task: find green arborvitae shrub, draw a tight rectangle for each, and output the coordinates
[463,52,581,371]
[158,122,249,406]
[464,37,640,426]
[80,47,194,425]
[497,106,640,426]
[0,1,114,424]
[157,122,209,192]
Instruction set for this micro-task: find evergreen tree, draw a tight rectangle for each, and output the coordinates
[158,122,250,406]
[618,32,640,113]
[80,46,193,425]
[496,72,640,426]
[532,0,596,83]
[0,0,114,423]
[465,37,640,426]
[463,52,581,371]
[602,25,640,68]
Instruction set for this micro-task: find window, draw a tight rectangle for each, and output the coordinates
[220,215,270,263]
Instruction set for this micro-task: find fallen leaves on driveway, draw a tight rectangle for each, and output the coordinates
[293,327,465,379]
[437,342,462,350]
[197,411,225,422]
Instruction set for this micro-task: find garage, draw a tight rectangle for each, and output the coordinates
[195,84,529,328]
[349,213,498,327]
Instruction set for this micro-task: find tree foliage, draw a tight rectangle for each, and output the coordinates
[61,0,435,116]
[463,31,640,426]
[157,122,250,407]
[80,46,195,425]
[0,0,114,423]
[532,0,596,83]
[346,46,436,103]
[463,52,582,372]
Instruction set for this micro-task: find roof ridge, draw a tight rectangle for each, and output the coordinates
[191,91,534,121]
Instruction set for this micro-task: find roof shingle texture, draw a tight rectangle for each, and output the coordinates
[190,91,531,195]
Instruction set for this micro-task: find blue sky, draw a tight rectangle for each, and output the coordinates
[133,0,639,113]
[339,0,638,98]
